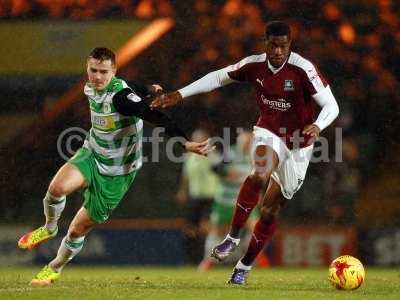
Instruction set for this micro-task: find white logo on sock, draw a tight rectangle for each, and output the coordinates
[237,203,252,213]
[252,233,263,245]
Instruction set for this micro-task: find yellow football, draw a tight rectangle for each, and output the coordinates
[328,255,365,290]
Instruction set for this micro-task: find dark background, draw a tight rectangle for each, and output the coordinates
[0,0,399,233]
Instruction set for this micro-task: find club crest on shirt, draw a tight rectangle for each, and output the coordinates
[284,79,294,91]
[103,102,112,113]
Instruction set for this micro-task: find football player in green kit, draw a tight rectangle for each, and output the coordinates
[18,47,214,286]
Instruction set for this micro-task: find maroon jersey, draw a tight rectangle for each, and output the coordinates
[227,52,328,149]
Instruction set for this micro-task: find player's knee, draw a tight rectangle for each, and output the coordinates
[68,226,85,239]
[249,169,271,185]
[253,158,277,176]
[248,173,265,187]
[48,181,68,198]
[260,198,286,222]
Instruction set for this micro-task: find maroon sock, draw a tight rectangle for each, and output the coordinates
[230,177,263,236]
[241,217,277,266]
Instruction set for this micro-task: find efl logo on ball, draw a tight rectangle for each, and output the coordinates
[328,255,365,290]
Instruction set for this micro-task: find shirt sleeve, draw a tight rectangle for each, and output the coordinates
[302,64,329,95]
[178,54,265,98]
[226,58,252,82]
[312,85,339,131]
[113,88,188,141]
[178,66,235,98]
[126,81,150,98]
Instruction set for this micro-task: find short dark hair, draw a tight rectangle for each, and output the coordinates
[88,47,116,65]
[265,21,291,39]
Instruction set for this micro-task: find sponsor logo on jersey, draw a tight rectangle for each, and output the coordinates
[127,93,142,103]
[256,78,264,87]
[92,115,116,130]
[261,95,292,111]
[284,79,294,91]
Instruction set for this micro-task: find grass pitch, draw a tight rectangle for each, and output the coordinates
[0,266,399,300]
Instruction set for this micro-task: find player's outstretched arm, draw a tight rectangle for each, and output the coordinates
[113,87,215,156]
[150,66,235,109]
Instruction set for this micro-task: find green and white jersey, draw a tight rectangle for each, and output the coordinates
[82,77,143,176]
[214,146,251,206]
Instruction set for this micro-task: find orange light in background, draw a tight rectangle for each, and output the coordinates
[379,0,392,9]
[116,17,174,67]
[158,0,174,16]
[322,2,341,21]
[222,0,241,16]
[135,0,153,19]
[205,48,218,62]
[11,0,31,16]
[43,17,175,121]
[338,23,356,45]
[36,0,65,18]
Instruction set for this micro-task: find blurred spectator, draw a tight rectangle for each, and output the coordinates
[176,128,219,264]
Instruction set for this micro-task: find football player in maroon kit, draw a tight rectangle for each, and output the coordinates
[151,21,339,284]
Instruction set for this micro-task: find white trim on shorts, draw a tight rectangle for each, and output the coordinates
[252,126,313,199]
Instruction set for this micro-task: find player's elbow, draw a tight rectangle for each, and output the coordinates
[326,86,339,120]
[332,101,339,121]
[214,68,233,87]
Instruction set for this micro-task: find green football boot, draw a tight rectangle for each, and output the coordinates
[30,265,61,286]
[18,226,58,250]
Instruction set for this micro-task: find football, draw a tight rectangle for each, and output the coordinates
[328,255,365,290]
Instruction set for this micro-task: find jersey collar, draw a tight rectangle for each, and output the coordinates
[267,52,291,74]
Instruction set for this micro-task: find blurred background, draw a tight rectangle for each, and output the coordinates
[0,0,399,268]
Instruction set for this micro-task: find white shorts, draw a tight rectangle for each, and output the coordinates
[252,126,313,199]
